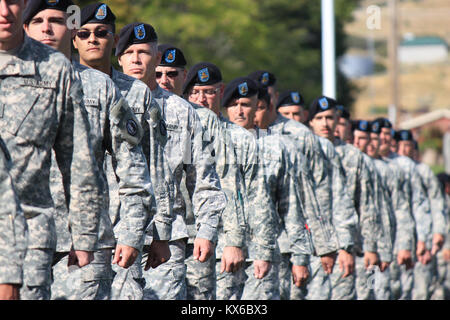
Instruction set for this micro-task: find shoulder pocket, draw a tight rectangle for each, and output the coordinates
[110,97,143,146]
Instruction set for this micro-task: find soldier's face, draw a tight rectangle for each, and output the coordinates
[0,0,25,46]
[390,139,398,153]
[118,42,161,85]
[73,23,115,66]
[353,130,370,153]
[309,109,338,140]
[334,117,351,141]
[24,9,71,54]
[397,140,415,159]
[379,128,392,153]
[367,133,380,157]
[278,105,305,123]
[188,83,223,114]
[155,66,186,96]
[226,95,258,130]
[254,99,270,129]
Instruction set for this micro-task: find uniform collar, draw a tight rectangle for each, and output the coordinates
[0,35,36,76]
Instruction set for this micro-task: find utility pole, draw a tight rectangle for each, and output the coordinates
[321,0,336,99]
[388,0,399,126]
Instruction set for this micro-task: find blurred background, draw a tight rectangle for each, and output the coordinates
[73,0,450,174]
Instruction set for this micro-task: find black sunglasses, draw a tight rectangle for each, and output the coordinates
[155,71,180,79]
[76,29,113,40]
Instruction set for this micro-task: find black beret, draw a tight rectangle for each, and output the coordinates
[336,104,350,120]
[370,120,382,134]
[307,96,337,122]
[437,173,450,189]
[248,70,276,88]
[183,62,222,94]
[276,91,305,109]
[352,119,371,133]
[158,44,187,68]
[374,117,392,129]
[80,3,116,29]
[394,129,413,142]
[23,0,74,25]
[115,22,158,57]
[222,77,259,108]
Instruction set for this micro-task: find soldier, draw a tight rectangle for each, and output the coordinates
[0,0,102,300]
[156,48,246,300]
[376,118,431,300]
[115,22,226,300]
[248,71,342,282]
[184,63,273,300]
[308,97,380,300]
[73,3,173,299]
[0,137,27,300]
[351,119,394,299]
[23,0,157,299]
[436,173,450,299]
[254,85,319,300]
[396,131,447,300]
[221,76,282,299]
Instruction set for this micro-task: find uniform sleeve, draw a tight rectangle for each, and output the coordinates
[330,151,358,251]
[0,145,27,285]
[243,136,277,261]
[410,165,432,245]
[358,156,380,253]
[277,150,312,266]
[185,108,225,242]
[374,168,393,263]
[423,166,447,236]
[53,64,101,251]
[108,87,154,251]
[391,168,415,252]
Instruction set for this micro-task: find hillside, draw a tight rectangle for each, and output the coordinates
[343,0,450,120]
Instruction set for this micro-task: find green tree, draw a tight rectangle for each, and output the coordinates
[73,0,360,108]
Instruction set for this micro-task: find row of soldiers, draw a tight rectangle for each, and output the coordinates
[0,0,449,300]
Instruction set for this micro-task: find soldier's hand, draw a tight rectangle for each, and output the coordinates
[253,260,271,279]
[338,250,354,278]
[431,233,445,255]
[364,251,379,269]
[443,249,450,262]
[418,249,432,265]
[113,244,139,269]
[320,252,337,274]
[220,246,245,273]
[0,284,20,300]
[68,250,94,268]
[144,240,171,270]
[292,265,309,287]
[193,238,214,262]
[416,241,427,257]
[397,250,414,270]
[379,261,391,272]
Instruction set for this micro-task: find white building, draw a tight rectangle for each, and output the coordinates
[398,36,448,64]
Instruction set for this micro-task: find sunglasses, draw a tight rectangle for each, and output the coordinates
[155,71,180,79]
[76,29,113,40]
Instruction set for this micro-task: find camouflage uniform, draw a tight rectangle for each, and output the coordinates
[0,137,28,287]
[333,139,382,300]
[184,104,245,300]
[248,129,312,300]
[141,86,225,300]
[108,68,174,300]
[217,117,277,300]
[383,152,432,300]
[49,62,154,300]
[413,161,447,300]
[0,36,101,300]
[296,137,358,300]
